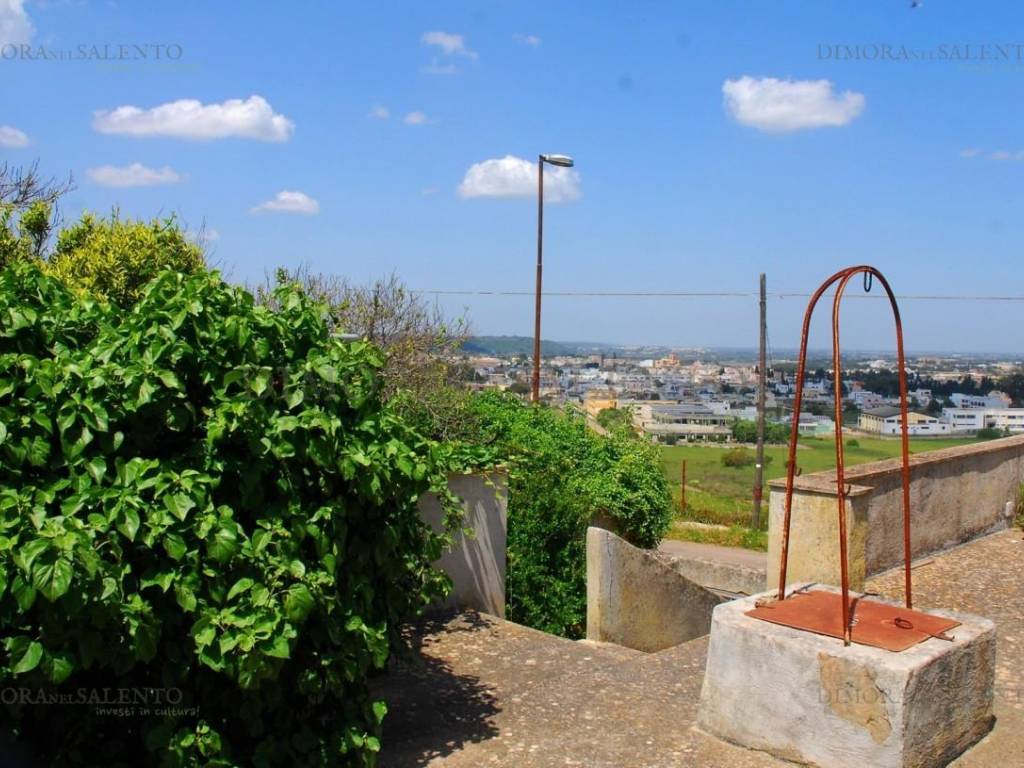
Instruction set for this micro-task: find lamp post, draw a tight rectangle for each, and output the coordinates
[532,153,574,403]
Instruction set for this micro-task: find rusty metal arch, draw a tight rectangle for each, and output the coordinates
[776,265,913,645]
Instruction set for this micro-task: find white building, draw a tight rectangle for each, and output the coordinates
[860,407,951,436]
[950,392,1014,409]
[909,388,933,406]
[632,402,731,443]
[942,407,1024,434]
[851,390,887,410]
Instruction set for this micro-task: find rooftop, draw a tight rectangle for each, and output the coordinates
[375,529,1024,767]
[862,406,904,418]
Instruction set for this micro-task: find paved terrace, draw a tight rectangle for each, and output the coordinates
[373,529,1024,767]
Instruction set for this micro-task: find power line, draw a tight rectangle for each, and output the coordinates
[411,289,1024,302]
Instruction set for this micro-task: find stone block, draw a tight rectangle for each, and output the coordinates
[587,527,726,653]
[697,585,995,768]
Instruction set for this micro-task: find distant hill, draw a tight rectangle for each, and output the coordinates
[461,336,619,357]
[459,337,1006,363]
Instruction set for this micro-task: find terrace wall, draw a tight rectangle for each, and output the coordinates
[418,471,508,617]
[767,435,1024,590]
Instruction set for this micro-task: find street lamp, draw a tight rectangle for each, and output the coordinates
[532,153,575,403]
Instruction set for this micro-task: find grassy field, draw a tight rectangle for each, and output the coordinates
[661,435,980,549]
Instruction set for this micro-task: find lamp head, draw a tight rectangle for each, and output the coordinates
[541,154,574,167]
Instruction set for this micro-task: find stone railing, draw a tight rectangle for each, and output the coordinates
[767,435,1024,590]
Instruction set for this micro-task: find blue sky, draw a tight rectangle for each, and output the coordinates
[2,1,1023,353]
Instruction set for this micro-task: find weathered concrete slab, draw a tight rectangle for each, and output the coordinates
[657,539,767,596]
[587,527,726,652]
[698,585,996,768]
[418,471,508,617]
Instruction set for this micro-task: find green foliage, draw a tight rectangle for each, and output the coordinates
[665,523,768,552]
[721,447,756,468]
[730,419,790,444]
[596,407,633,434]
[0,262,454,766]
[45,212,205,306]
[845,439,860,449]
[976,427,1003,440]
[0,201,52,268]
[507,380,530,396]
[468,393,672,637]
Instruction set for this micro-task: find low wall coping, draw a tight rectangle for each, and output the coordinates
[768,434,1024,497]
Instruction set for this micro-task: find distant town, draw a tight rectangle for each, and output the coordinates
[459,336,1024,443]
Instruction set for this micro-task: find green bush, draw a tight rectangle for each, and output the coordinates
[730,419,790,444]
[721,447,756,468]
[845,439,860,449]
[976,427,1003,440]
[45,212,205,306]
[468,393,672,637]
[0,263,455,766]
[595,406,633,434]
[0,201,51,268]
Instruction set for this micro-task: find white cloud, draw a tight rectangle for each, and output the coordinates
[86,162,184,187]
[93,95,294,142]
[990,150,1012,161]
[186,228,220,244]
[422,30,477,59]
[513,33,541,47]
[722,76,866,133]
[250,190,319,215]
[369,105,390,119]
[421,186,440,196]
[403,111,431,125]
[959,148,981,158]
[422,58,458,76]
[0,0,33,47]
[458,155,581,203]
[0,124,29,147]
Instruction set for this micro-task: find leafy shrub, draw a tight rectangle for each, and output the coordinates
[976,427,1003,440]
[595,407,633,434]
[0,263,454,766]
[730,419,790,444]
[721,447,756,468]
[0,201,51,268]
[468,393,672,637]
[845,439,860,449]
[45,212,205,306]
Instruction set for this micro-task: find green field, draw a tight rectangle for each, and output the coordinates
[661,436,980,544]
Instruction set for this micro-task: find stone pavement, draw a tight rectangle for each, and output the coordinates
[375,529,1024,767]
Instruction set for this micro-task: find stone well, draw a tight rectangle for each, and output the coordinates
[697,585,996,768]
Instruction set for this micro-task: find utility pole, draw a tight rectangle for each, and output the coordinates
[753,273,767,529]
